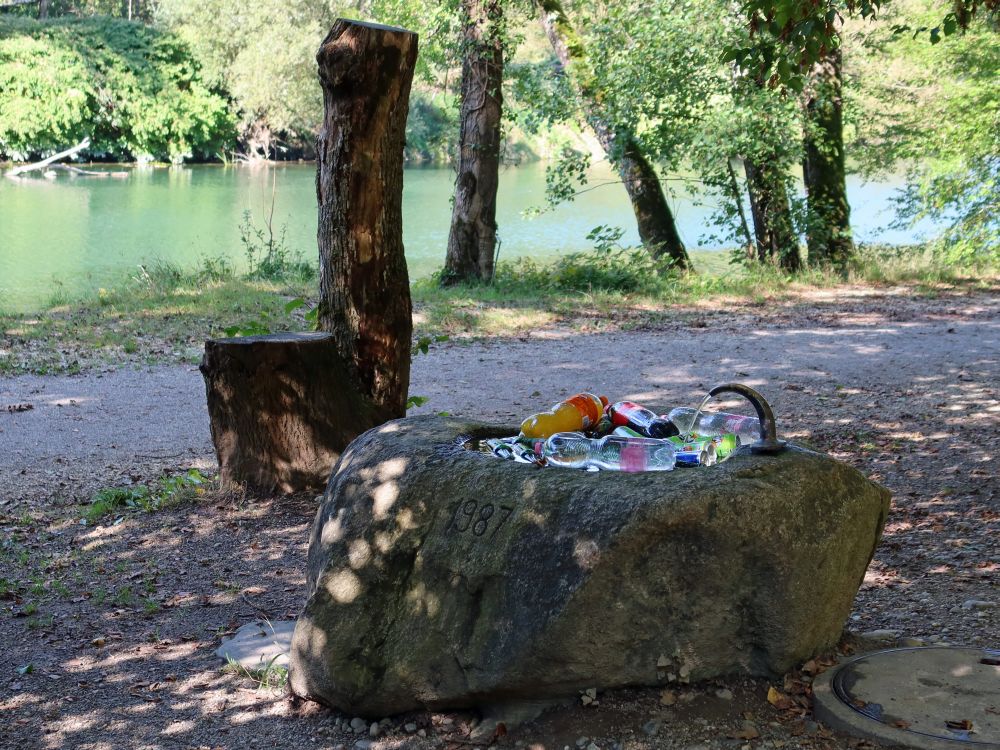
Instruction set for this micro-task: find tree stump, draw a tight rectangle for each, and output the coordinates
[201,20,419,494]
[200,333,388,494]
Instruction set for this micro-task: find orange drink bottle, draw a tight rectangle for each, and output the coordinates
[519,393,609,439]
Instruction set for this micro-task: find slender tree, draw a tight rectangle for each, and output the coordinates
[802,44,854,269]
[535,0,690,269]
[443,0,504,284]
[728,67,801,271]
[743,157,799,270]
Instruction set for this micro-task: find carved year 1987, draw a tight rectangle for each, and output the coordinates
[446,500,514,539]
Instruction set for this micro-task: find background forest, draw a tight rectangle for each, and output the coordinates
[0,0,997,269]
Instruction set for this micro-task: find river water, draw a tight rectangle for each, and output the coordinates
[0,162,932,312]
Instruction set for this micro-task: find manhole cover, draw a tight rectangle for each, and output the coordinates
[814,647,1000,749]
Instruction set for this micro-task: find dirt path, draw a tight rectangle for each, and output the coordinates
[0,288,997,750]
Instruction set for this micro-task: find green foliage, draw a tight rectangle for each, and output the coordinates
[223,654,288,690]
[84,469,206,523]
[895,156,999,264]
[492,247,681,294]
[405,395,430,410]
[413,334,450,356]
[846,0,999,264]
[0,16,235,161]
[155,0,334,153]
[239,210,315,282]
[721,0,991,88]
[405,92,457,162]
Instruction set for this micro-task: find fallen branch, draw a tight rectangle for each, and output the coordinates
[6,138,91,178]
[51,164,128,178]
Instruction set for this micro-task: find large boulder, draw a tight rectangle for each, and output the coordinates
[289,416,890,717]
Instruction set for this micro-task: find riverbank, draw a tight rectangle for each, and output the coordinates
[1,160,948,312]
[1,247,997,376]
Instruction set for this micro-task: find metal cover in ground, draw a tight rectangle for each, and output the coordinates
[813,647,1000,749]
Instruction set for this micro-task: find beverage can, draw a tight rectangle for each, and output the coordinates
[668,436,717,466]
[711,433,739,460]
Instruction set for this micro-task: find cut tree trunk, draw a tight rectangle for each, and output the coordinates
[443,0,504,285]
[744,157,801,271]
[202,20,418,494]
[200,333,383,494]
[536,0,690,269]
[316,19,417,419]
[802,44,853,269]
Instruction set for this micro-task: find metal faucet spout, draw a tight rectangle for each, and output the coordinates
[706,383,786,454]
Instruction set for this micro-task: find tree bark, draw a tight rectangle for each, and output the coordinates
[743,157,801,271]
[802,45,854,269]
[201,333,382,494]
[315,19,417,419]
[443,0,504,285]
[726,158,756,260]
[536,0,690,269]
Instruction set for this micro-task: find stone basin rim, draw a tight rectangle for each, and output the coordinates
[454,423,800,474]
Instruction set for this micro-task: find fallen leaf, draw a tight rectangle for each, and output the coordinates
[891,719,911,729]
[660,689,677,706]
[730,721,760,740]
[946,719,973,731]
[767,686,795,710]
[91,637,106,648]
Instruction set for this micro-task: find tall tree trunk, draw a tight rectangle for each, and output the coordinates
[802,44,853,269]
[316,19,418,420]
[536,0,690,269]
[726,158,756,261]
[744,158,801,271]
[38,0,48,18]
[443,0,504,285]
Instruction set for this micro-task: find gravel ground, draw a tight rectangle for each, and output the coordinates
[0,285,997,750]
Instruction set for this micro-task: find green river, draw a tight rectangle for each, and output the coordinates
[0,162,930,312]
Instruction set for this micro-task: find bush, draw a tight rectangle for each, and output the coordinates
[0,16,236,161]
[490,248,681,294]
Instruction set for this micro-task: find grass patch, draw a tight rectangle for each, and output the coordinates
[0,258,314,375]
[83,469,208,524]
[410,245,999,337]
[223,654,289,690]
[2,245,996,373]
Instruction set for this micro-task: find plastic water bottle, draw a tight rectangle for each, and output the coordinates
[520,393,608,439]
[536,432,676,472]
[607,401,679,439]
[666,407,760,444]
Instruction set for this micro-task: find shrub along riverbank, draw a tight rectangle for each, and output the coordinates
[0,16,235,162]
[1,246,996,377]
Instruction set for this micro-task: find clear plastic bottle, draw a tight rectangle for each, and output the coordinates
[536,432,676,472]
[666,407,760,444]
[520,393,608,439]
